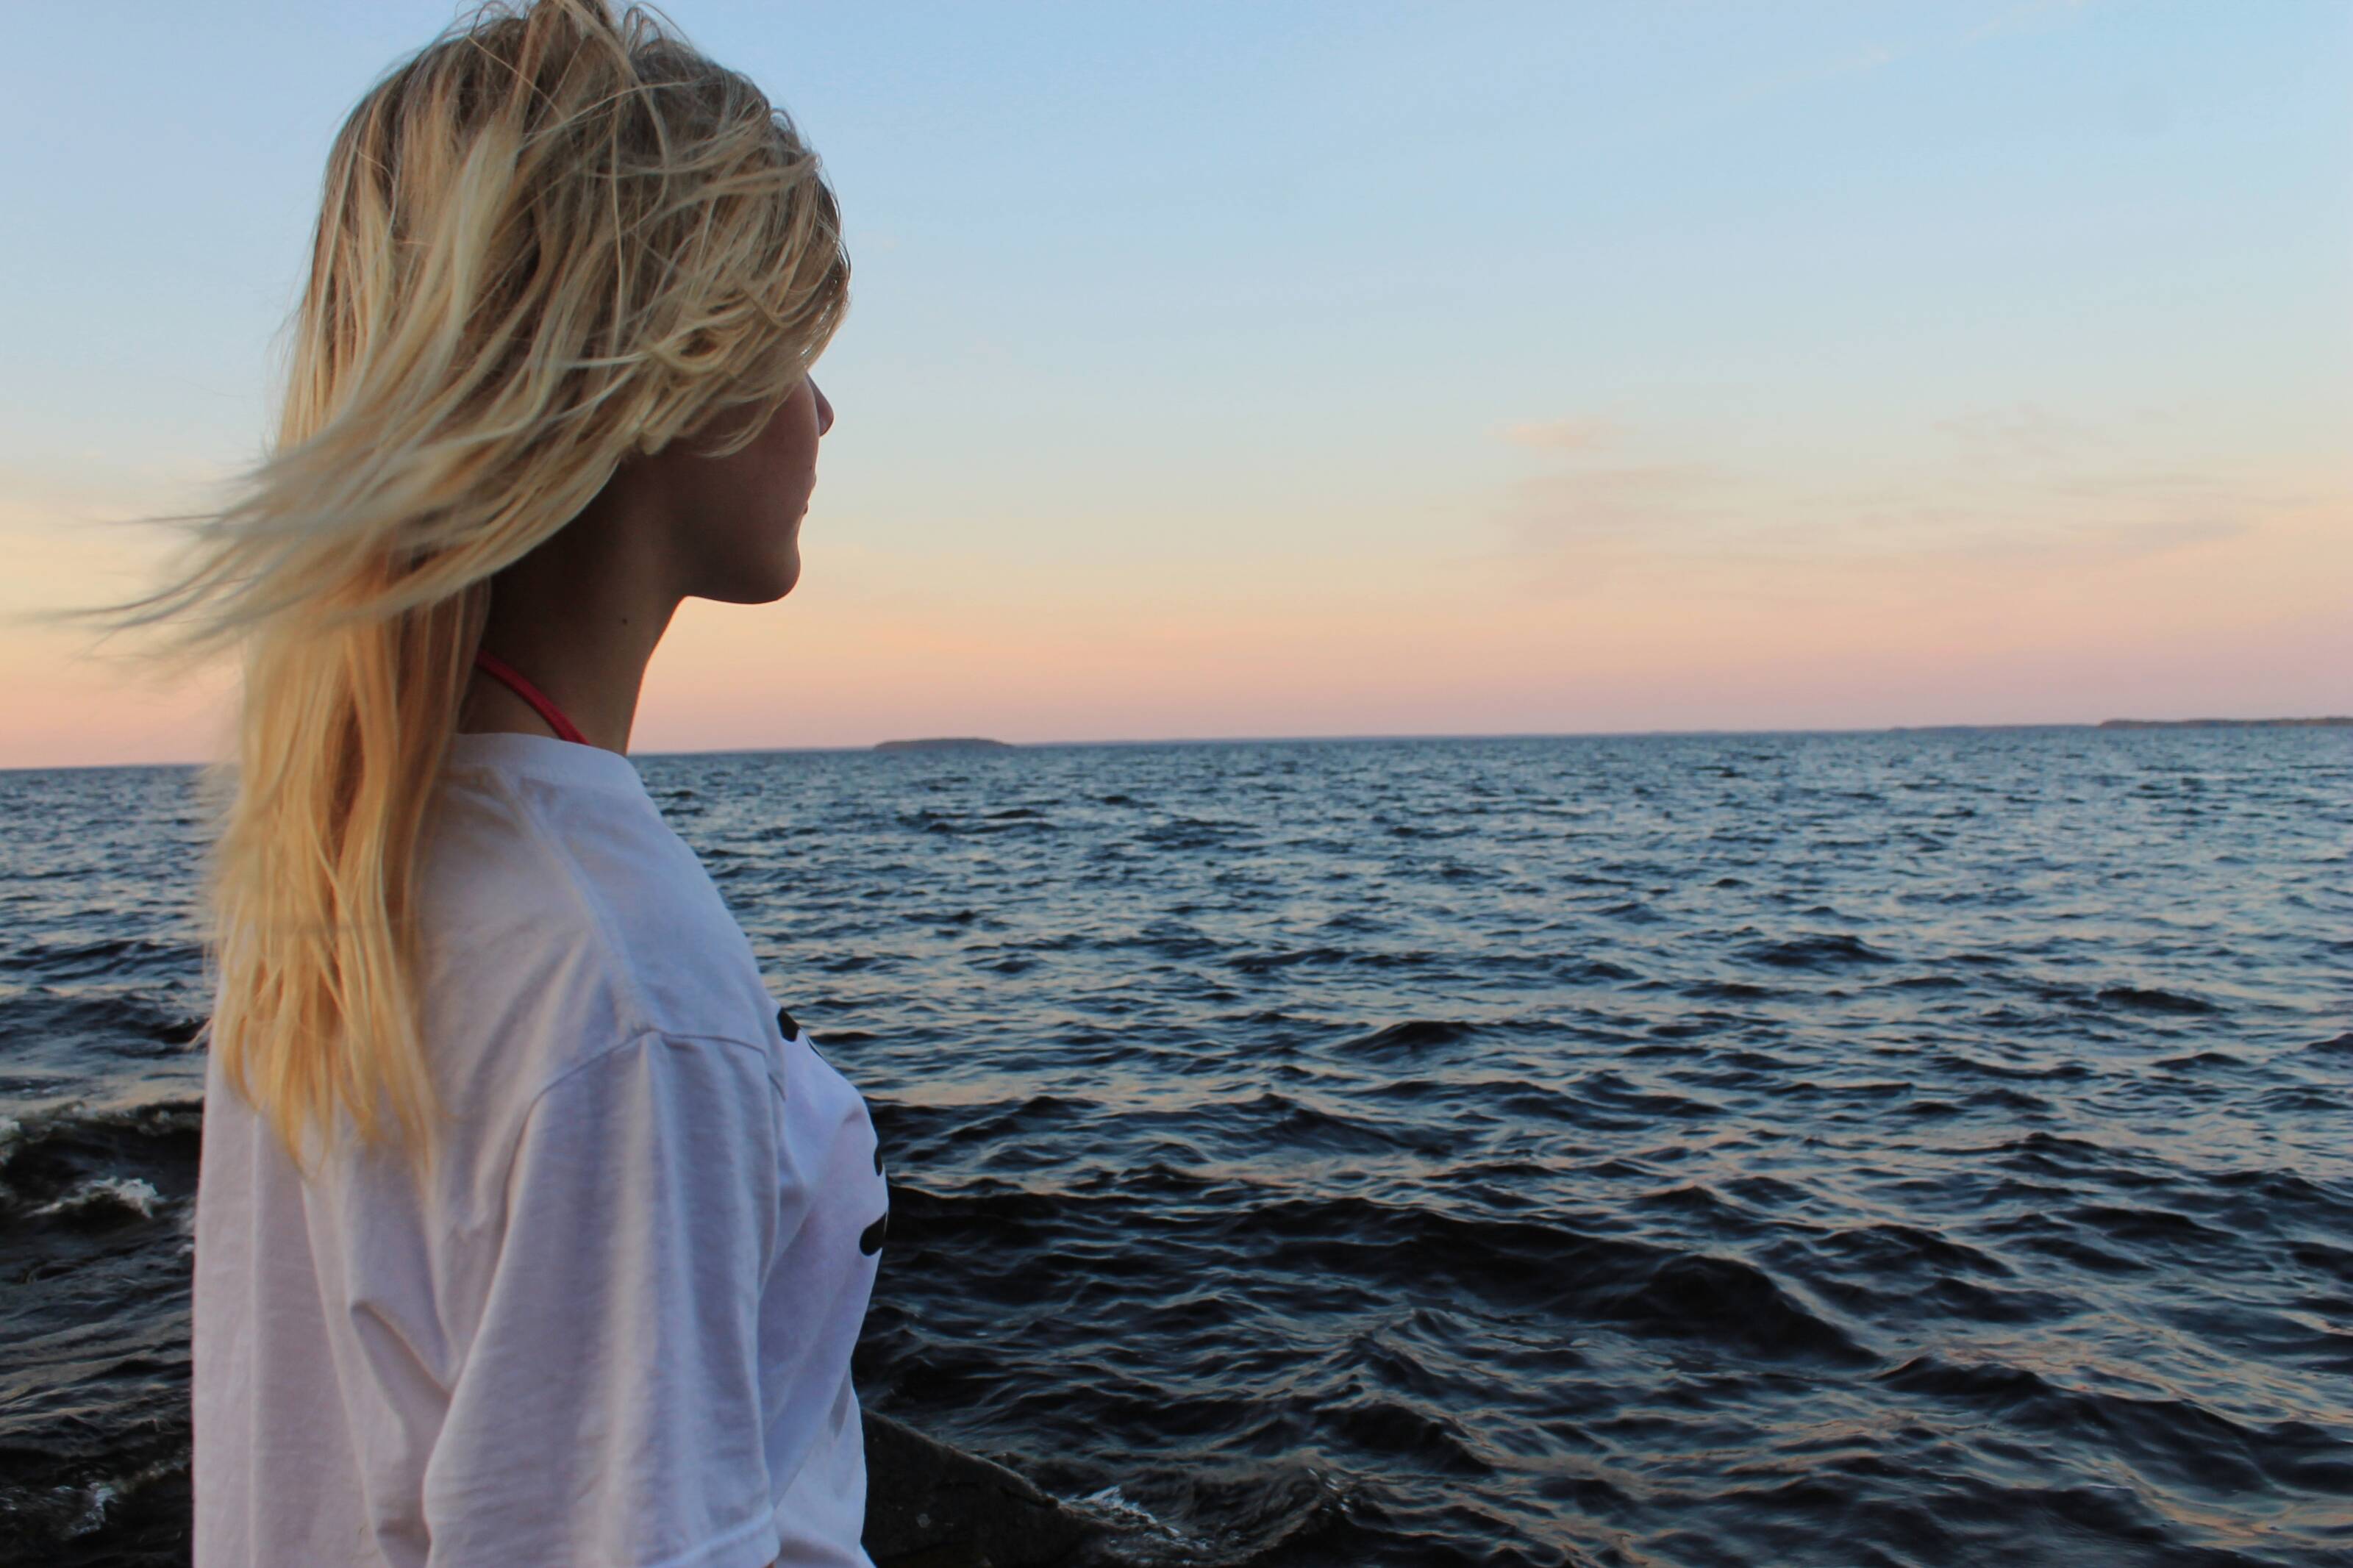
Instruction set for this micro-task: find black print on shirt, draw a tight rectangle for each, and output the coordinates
[863,1135,890,1255]
[781,1004,835,1067]
[776,1006,889,1257]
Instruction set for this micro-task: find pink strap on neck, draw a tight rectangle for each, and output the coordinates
[471,649,590,745]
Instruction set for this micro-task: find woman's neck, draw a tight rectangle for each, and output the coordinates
[457,490,681,755]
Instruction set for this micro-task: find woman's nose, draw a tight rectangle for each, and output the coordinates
[812,380,835,437]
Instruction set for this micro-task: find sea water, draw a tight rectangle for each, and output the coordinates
[2,726,2347,1566]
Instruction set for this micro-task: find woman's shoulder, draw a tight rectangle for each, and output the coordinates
[418,762,785,1114]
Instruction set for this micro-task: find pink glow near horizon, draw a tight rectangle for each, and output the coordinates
[9,482,2343,770]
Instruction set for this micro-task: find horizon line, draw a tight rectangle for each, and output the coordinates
[8,714,2346,774]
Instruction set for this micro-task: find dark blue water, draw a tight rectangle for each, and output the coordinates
[4,727,2348,1567]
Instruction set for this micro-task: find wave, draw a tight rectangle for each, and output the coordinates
[0,1097,202,1173]
[0,1098,201,1237]
[26,1175,163,1230]
[0,992,207,1051]
[1329,1020,1477,1057]
[2096,985,2221,1015]
[1738,934,1898,969]
[1875,1353,2352,1494]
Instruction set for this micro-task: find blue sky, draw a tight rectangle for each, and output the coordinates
[4,1,2348,763]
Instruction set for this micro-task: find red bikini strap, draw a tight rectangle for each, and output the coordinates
[471,648,590,745]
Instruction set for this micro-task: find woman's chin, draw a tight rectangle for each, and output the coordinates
[749,557,801,604]
[700,537,801,605]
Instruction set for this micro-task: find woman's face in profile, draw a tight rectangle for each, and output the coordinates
[660,374,836,606]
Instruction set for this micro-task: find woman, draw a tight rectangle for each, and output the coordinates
[89,2,884,1563]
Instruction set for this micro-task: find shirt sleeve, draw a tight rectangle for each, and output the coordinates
[423,1032,787,1568]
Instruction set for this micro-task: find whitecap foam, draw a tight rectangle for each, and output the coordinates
[1072,1483,1163,1528]
[31,1175,163,1222]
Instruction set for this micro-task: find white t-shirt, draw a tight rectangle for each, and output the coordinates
[192,730,888,1568]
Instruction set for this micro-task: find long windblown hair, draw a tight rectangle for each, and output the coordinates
[66,0,848,1178]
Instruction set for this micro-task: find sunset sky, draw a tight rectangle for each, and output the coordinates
[4,0,2347,768]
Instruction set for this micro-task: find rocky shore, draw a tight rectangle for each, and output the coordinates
[862,1408,1110,1568]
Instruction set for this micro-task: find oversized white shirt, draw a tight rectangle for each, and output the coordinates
[192,731,887,1568]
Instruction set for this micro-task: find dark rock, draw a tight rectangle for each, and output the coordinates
[862,1407,1105,1568]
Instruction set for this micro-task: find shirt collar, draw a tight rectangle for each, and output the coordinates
[443,731,652,801]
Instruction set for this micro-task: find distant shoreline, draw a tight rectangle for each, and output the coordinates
[873,737,1013,752]
[2096,716,2352,729]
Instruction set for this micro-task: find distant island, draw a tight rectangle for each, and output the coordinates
[874,737,1013,752]
[2098,717,2352,729]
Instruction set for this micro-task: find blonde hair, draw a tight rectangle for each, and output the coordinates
[58,0,847,1177]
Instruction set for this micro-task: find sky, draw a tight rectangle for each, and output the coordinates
[2,0,2347,767]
